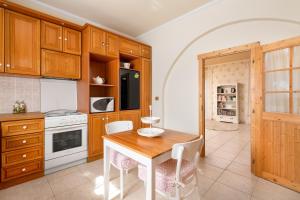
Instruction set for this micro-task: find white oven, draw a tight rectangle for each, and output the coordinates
[44,113,88,174]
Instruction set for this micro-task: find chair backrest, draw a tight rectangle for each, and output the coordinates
[105,121,133,135]
[171,136,204,163]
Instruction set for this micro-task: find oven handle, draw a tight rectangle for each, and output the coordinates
[45,124,87,133]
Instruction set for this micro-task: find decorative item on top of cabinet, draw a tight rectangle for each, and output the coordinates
[119,38,141,57]
[41,21,81,55]
[5,10,40,76]
[41,49,81,79]
[0,8,3,73]
[87,26,119,58]
[0,113,44,189]
[88,113,119,161]
[119,110,141,130]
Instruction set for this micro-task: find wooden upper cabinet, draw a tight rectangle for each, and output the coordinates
[0,8,4,73]
[90,27,106,55]
[141,45,151,59]
[5,11,40,76]
[119,38,141,57]
[41,49,80,79]
[63,27,81,55]
[106,33,119,58]
[41,21,62,51]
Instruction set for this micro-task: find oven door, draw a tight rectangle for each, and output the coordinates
[45,124,87,160]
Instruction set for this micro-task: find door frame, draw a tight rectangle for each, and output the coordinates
[197,42,262,175]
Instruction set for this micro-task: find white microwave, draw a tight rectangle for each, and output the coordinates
[90,97,114,113]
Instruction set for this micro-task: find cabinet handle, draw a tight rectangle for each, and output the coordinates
[64,38,68,41]
[102,42,105,46]
[23,125,27,130]
[0,63,2,66]
[6,64,10,68]
[22,154,27,158]
[22,140,27,144]
[106,117,109,120]
[130,50,133,54]
[102,118,105,120]
[58,36,62,40]
[22,168,26,172]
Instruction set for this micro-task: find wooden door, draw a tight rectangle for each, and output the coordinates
[0,8,3,73]
[63,27,81,55]
[5,11,40,76]
[258,37,300,192]
[41,50,80,79]
[41,21,62,51]
[119,110,141,130]
[141,58,152,127]
[106,33,119,58]
[90,27,106,55]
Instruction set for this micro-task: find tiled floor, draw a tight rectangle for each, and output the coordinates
[1,123,300,200]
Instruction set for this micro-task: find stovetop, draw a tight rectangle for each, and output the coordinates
[44,109,87,128]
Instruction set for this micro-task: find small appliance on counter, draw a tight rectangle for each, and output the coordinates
[90,97,114,113]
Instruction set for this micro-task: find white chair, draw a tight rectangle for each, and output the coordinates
[138,136,204,200]
[105,121,138,199]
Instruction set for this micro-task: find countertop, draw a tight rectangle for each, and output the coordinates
[0,112,44,122]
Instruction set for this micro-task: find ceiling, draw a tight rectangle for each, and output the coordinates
[35,0,211,37]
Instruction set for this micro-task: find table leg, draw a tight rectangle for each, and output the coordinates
[146,159,155,200]
[104,142,111,200]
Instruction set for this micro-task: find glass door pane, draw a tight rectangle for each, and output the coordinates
[293,69,300,91]
[293,46,300,67]
[265,93,289,113]
[294,93,300,114]
[265,70,289,91]
[264,48,290,71]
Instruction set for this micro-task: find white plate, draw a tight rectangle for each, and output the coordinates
[137,128,165,137]
[141,117,160,124]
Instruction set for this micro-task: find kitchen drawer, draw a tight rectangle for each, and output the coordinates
[2,147,43,167]
[119,38,140,57]
[2,133,43,152]
[1,119,44,137]
[141,45,151,58]
[1,159,43,182]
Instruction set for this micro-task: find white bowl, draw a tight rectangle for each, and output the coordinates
[123,63,131,69]
[141,117,160,124]
[137,128,165,137]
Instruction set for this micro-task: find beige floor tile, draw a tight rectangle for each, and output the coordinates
[198,162,224,181]
[211,148,239,160]
[204,183,251,200]
[227,161,254,179]
[196,174,215,195]
[46,164,82,183]
[201,154,232,169]
[252,178,300,200]
[217,171,257,194]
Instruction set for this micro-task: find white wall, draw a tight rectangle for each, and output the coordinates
[137,0,300,133]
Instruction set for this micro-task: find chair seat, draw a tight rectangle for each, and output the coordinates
[110,150,138,170]
[138,159,196,193]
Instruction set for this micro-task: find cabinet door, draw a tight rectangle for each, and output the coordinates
[106,33,119,58]
[119,110,141,130]
[119,38,141,57]
[88,114,106,158]
[63,27,81,55]
[41,50,80,79]
[141,58,152,120]
[41,21,62,51]
[141,45,151,59]
[90,27,106,55]
[5,11,40,76]
[0,8,3,72]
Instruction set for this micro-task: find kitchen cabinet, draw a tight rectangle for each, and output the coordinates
[41,21,81,55]
[141,45,151,59]
[89,27,119,58]
[5,10,40,76]
[41,49,80,79]
[88,113,119,161]
[141,58,152,127]
[0,113,44,188]
[0,8,4,73]
[119,38,140,57]
[119,110,141,130]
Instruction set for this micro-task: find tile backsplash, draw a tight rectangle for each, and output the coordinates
[0,76,40,113]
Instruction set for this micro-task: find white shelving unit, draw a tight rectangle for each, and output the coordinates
[216,83,239,123]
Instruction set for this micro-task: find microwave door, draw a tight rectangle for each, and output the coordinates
[93,99,109,111]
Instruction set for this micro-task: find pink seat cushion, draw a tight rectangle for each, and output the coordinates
[110,150,137,170]
[138,159,195,193]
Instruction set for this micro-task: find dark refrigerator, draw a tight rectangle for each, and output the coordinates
[120,68,140,110]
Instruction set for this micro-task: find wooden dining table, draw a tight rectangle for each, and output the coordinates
[103,129,199,200]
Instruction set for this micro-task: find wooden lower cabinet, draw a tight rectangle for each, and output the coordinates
[0,113,44,189]
[41,49,80,79]
[119,110,141,130]
[88,112,119,161]
[141,58,152,127]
